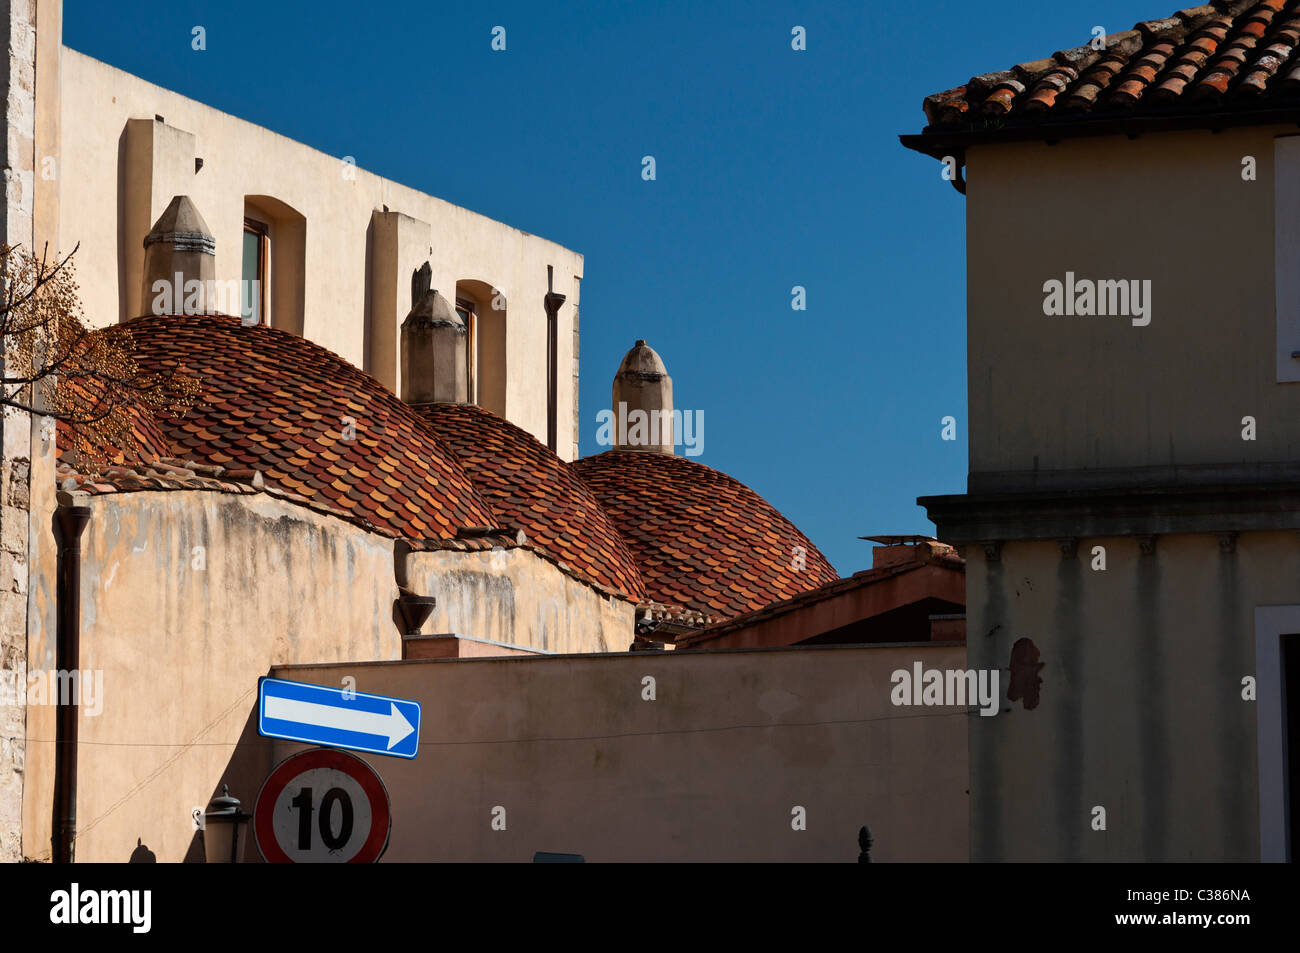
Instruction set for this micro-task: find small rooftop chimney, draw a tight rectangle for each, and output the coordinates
[612,339,674,453]
[140,195,216,317]
[401,262,467,405]
[860,535,955,570]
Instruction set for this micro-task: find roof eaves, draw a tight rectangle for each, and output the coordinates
[900,100,1300,159]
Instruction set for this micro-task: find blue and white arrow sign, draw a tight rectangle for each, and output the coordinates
[257,677,421,759]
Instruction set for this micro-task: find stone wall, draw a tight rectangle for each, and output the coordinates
[0,0,38,864]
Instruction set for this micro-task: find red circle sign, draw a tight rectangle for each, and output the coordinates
[254,748,391,863]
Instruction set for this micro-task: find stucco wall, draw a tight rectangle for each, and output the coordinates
[57,48,582,457]
[963,531,1294,861]
[966,125,1297,481]
[21,489,633,861]
[408,548,632,655]
[268,643,969,862]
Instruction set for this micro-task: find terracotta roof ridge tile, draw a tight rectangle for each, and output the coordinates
[55,462,260,497]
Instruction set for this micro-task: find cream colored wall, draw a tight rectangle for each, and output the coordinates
[408,548,634,655]
[269,643,969,862]
[28,491,398,862]
[962,532,1291,861]
[57,49,582,457]
[966,125,1296,478]
[22,489,634,861]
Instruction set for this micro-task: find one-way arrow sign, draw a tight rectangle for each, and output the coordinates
[258,677,421,759]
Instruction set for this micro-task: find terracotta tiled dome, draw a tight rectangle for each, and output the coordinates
[55,374,175,467]
[570,450,838,620]
[123,314,498,539]
[419,403,645,600]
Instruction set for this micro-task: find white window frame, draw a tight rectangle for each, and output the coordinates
[1254,604,1297,861]
[1275,135,1300,381]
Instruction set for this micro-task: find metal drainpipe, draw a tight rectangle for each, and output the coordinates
[53,504,91,864]
[950,150,967,195]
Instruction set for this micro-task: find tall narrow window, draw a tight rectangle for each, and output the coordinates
[456,297,478,405]
[242,218,269,325]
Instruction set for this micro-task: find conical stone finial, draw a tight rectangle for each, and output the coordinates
[612,339,674,454]
[401,268,467,404]
[140,195,216,317]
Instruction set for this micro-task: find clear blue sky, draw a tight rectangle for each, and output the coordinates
[66,0,1149,575]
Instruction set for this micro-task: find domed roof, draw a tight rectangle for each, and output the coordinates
[418,403,645,600]
[570,450,838,620]
[123,314,498,539]
[55,374,175,468]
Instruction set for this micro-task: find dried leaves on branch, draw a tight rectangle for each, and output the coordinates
[1,243,200,469]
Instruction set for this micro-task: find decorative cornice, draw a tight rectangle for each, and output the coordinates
[919,479,1300,543]
[142,230,215,255]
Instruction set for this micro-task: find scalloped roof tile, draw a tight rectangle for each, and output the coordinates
[570,450,838,620]
[119,313,498,540]
[418,403,645,600]
[55,374,175,468]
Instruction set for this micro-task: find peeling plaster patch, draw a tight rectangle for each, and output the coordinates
[104,562,118,589]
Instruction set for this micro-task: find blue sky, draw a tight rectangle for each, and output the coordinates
[66,0,1151,574]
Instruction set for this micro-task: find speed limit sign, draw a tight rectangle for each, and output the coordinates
[254,748,391,863]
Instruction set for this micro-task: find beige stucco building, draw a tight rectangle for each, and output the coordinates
[904,0,1300,861]
[0,1,973,864]
[61,49,585,460]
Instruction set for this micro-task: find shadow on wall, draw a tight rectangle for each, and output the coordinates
[181,688,277,863]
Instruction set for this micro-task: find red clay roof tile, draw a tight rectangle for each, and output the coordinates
[570,450,838,621]
[911,1,1300,143]
[419,403,645,600]
[115,314,499,540]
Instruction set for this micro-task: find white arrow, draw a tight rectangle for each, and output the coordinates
[264,695,415,750]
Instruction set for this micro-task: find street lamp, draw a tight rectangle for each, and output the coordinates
[203,785,252,863]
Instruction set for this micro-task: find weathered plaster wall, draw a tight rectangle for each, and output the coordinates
[22,491,396,862]
[271,643,969,862]
[963,532,1294,861]
[966,125,1296,480]
[23,489,632,861]
[408,548,633,656]
[57,48,583,457]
